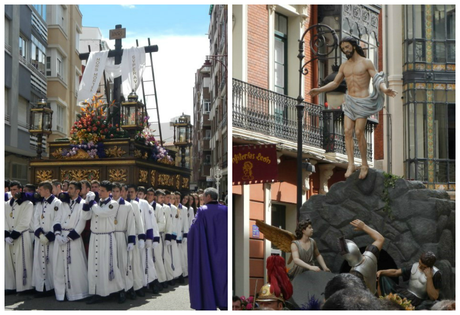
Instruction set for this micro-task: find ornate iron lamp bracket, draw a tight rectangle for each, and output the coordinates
[298,24,339,77]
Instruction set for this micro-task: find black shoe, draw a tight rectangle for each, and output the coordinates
[118,291,126,304]
[86,295,102,304]
[154,280,163,293]
[128,289,137,300]
[136,288,145,297]
[161,282,168,289]
[169,279,176,286]
[5,289,16,295]
[178,275,185,284]
[150,280,162,292]
[150,283,160,295]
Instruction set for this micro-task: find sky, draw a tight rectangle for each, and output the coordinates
[79,4,211,131]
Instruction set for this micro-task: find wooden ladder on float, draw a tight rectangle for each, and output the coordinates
[136,38,163,145]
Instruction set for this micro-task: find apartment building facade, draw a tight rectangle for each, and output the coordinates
[4,5,48,183]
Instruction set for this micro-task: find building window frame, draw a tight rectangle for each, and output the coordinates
[19,34,28,61]
[274,12,288,95]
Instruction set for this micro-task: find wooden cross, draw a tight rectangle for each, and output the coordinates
[78,24,158,126]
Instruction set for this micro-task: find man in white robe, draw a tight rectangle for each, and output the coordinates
[52,181,89,301]
[33,181,60,297]
[111,182,136,300]
[125,185,146,297]
[164,191,183,285]
[178,193,190,278]
[146,188,165,293]
[153,189,169,289]
[5,186,34,294]
[135,187,159,293]
[82,180,125,304]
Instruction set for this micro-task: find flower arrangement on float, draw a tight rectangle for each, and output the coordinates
[135,124,174,164]
[63,94,173,163]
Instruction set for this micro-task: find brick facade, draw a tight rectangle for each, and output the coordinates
[247,5,269,89]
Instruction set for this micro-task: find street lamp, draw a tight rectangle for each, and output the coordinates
[173,113,192,168]
[213,166,222,197]
[296,24,338,221]
[120,90,145,137]
[29,99,53,159]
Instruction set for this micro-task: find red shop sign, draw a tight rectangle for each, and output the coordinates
[232,145,278,184]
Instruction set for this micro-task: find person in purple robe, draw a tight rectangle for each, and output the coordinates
[187,187,227,310]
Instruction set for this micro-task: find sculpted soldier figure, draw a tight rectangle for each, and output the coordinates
[377,251,442,310]
[338,219,385,295]
[309,36,397,179]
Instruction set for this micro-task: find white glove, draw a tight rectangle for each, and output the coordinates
[85,191,96,203]
[39,234,49,245]
[127,243,135,251]
[145,239,153,249]
[165,240,171,246]
[183,237,187,245]
[138,239,145,249]
[56,235,69,246]
[152,241,159,249]
[6,237,14,245]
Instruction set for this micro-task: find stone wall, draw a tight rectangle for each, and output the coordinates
[299,168,455,299]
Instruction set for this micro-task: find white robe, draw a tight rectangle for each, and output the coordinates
[82,198,124,296]
[178,204,189,277]
[52,197,89,301]
[152,202,167,283]
[128,200,144,291]
[164,204,182,279]
[33,196,61,292]
[137,199,158,285]
[150,202,166,283]
[113,198,136,291]
[188,206,195,228]
[5,199,34,292]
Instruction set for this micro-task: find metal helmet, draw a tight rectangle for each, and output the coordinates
[256,283,284,304]
[338,237,364,267]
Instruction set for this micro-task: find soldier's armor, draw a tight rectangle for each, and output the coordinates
[351,251,378,294]
[408,262,439,299]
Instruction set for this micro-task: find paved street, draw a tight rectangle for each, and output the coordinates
[5,279,192,311]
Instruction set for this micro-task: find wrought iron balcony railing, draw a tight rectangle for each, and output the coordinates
[232,78,376,161]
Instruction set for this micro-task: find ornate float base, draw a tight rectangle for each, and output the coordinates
[30,138,190,193]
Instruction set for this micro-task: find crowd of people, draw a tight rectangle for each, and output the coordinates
[4,178,227,309]
[233,219,455,311]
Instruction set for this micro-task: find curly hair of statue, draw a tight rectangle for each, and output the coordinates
[295,219,312,239]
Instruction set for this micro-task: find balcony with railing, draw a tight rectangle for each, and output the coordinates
[232,78,376,161]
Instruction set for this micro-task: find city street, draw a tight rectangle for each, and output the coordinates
[5,280,192,310]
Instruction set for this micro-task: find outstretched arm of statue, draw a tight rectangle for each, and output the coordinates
[376,268,402,279]
[350,219,385,251]
[308,65,345,97]
[379,82,397,97]
[291,242,321,272]
[423,268,440,300]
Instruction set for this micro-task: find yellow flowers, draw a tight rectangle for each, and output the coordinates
[379,293,415,310]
